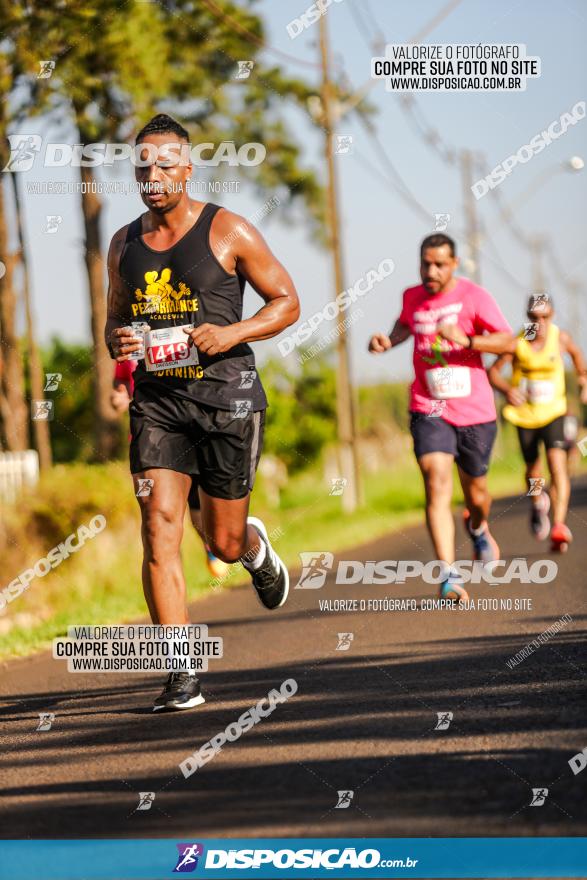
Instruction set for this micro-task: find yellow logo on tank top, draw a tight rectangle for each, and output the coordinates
[131,268,199,318]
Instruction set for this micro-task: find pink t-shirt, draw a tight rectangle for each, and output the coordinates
[399,277,512,426]
[114,359,137,395]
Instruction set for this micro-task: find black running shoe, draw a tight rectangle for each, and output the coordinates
[246,516,289,610]
[152,672,205,712]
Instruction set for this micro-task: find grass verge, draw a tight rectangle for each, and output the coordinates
[0,428,575,661]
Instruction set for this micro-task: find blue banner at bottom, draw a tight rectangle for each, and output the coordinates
[0,838,585,879]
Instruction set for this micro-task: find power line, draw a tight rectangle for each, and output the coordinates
[347,4,379,49]
[353,138,529,292]
[355,7,575,295]
[408,0,465,44]
[354,144,429,221]
[472,154,533,250]
[397,94,457,166]
[355,117,431,221]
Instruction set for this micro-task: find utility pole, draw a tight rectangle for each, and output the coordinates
[460,150,482,284]
[567,279,581,345]
[318,12,361,512]
[11,173,52,470]
[529,235,547,294]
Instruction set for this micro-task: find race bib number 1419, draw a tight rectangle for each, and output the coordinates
[144,325,199,372]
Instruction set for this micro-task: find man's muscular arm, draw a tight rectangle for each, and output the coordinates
[560,329,587,404]
[187,211,299,356]
[104,226,142,361]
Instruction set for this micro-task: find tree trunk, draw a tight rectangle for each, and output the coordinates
[11,173,52,469]
[79,164,119,460]
[0,177,29,451]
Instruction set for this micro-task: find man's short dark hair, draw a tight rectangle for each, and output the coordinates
[420,234,456,258]
[135,114,189,144]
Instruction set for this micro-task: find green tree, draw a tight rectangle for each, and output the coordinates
[8,0,326,460]
[263,352,337,472]
[33,338,123,463]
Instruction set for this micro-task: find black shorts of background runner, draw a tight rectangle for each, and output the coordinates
[516,415,566,463]
[130,393,265,500]
[187,479,200,510]
[409,412,497,477]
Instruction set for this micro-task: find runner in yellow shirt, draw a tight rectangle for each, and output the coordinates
[489,294,587,551]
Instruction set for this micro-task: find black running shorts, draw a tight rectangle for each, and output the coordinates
[129,393,265,500]
[409,411,497,477]
[516,415,566,464]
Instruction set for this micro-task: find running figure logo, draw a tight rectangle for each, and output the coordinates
[136,478,155,498]
[173,844,204,873]
[530,788,548,806]
[329,477,347,496]
[295,552,334,589]
[3,134,42,172]
[238,370,256,389]
[231,399,252,419]
[529,293,550,311]
[334,135,353,155]
[335,790,354,809]
[527,478,545,496]
[434,213,450,232]
[36,713,55,731]
[428,399,447,418]
[32,400,54,421]
[235,60,254,79]
[336,633,354,651]
[137,792,155,811]
[44,373,62,391]
[523,322,539,340]
[37,60,56,78]
[434,711,453,730]
[45,215,62,234]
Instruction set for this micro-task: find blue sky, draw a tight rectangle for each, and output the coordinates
[8,0,587,384]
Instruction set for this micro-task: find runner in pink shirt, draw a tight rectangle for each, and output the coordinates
[368,234,515,602]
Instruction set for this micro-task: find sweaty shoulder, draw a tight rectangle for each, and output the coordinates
[209,206,267,274]
[210,207,255,243]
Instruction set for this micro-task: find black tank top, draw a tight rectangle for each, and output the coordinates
[118,202,267,410]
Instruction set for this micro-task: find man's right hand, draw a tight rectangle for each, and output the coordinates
[368,333,392,353]
[110,386,131,413]
[110,327,142,361]
[506,386,526,407]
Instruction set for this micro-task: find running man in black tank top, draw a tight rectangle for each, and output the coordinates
[104,115,299,711]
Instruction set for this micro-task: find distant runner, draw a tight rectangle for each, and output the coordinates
[489,293,587,552]
[111,359,230,579]
[368,234,515,602]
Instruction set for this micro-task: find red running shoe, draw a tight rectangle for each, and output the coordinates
[550,522,572,553]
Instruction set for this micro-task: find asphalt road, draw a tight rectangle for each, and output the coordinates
[1,482,586,841]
